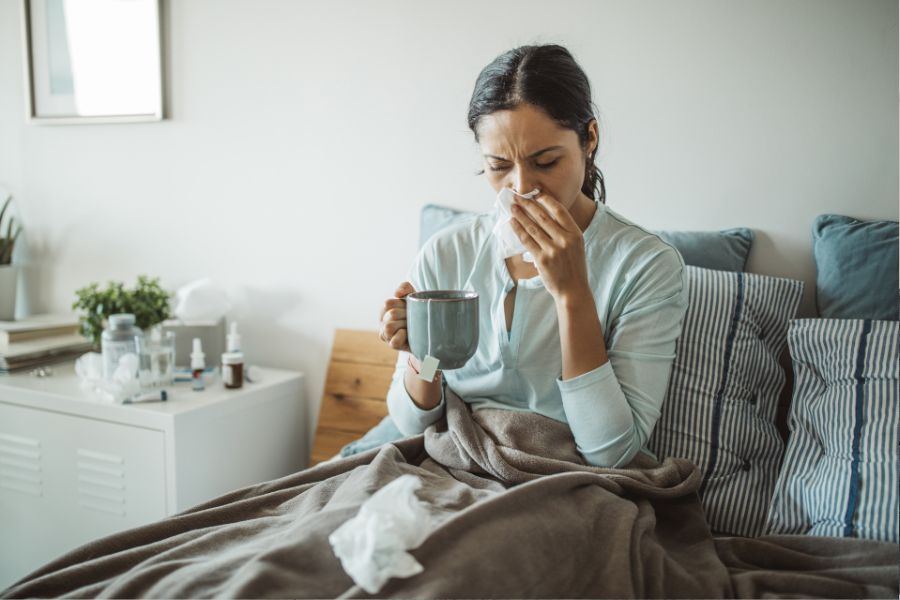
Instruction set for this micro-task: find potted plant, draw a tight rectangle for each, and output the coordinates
[0,194,23,321]
[72,276,173,349]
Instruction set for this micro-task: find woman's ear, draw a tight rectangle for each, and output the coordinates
[586,118,599,157]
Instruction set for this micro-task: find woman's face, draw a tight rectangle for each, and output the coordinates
[476,103,598,211]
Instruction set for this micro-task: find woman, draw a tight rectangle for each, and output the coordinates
[378,44,688,468]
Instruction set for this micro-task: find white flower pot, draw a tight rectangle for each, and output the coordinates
[0,265,18,321]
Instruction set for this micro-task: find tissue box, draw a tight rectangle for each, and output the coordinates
[161,317,226,368]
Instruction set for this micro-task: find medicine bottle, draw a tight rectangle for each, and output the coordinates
[190,338,206,391]
[221,322,244,389]
[221,352,244,389]
[102,313,142,381]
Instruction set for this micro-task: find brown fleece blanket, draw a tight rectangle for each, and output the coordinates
[3,389,897,599]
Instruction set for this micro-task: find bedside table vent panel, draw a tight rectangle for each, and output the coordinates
[0,432,42,497]
[76,448,126,516]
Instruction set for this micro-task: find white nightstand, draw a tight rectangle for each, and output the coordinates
[0,363,306,590]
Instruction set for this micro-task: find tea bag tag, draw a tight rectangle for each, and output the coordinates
[417,355,440,382]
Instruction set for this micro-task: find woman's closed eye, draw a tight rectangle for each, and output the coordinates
[488,158,559,172]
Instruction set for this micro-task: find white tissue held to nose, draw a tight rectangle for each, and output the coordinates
[492,187,540,262]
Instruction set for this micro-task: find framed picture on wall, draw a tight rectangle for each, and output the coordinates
[21,0,164,124]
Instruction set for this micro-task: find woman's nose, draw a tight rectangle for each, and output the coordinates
[510,165,535,195]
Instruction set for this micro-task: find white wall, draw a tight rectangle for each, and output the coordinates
[1,0,897,466]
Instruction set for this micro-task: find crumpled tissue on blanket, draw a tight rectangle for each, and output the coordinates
[328,474,435,594]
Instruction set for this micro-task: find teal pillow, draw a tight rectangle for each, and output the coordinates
[655,228,753,272]
[419,204,754,272]
[812,214,899,320]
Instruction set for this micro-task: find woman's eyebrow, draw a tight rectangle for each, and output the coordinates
[485,146,563,161]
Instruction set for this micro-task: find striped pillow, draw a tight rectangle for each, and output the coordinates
[647,266,803,536]
[765,318,899,542]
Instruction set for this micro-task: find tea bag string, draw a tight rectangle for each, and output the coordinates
[426,299,432,358]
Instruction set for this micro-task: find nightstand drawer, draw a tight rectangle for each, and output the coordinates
[0,402,166,586]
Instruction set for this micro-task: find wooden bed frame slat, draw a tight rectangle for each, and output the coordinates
[317,393,391,434]
[323,361,395,400]
[310,329,395,466]
[330,329,398,367]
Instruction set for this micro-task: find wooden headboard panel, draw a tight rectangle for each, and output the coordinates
[310,329,395,465]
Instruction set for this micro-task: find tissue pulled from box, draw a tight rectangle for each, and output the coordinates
[492,187,540,262]
[328,474,435,594]
[172,278,230,322]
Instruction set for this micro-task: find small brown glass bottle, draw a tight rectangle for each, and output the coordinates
[221,351,244,389]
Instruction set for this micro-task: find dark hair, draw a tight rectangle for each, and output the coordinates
[467,44,606,204]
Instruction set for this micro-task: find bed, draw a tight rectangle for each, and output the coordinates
[2,210,898,598]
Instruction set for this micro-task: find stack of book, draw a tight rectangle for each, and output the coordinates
[0,314,93,374]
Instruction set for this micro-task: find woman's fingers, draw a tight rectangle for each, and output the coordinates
[379,282,415,348]
[509,216,539,252]
[388,328,409,352]
[534,194,579,232]
[382,317,409,350]
[381,306,407,323]
[514,198,568,240]
[395,281,416,298]
[382,298,407,313]
[382,318,404,339]
[380,305,406,336]
[511,202,552,250]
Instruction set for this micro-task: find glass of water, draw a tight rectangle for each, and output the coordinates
[137,329,175,389]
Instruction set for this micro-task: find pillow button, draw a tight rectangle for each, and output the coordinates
[748,395,757,405]
[741,459,752,472]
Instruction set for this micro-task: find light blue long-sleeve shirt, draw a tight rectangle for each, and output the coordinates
[387,201,689,468]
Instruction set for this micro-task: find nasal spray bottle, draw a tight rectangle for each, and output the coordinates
[191,338,206,391]
[221,322,244,389]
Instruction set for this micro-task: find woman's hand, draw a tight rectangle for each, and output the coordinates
[380,281,442,410]
[509,192,591,301]
[379,281,415,352]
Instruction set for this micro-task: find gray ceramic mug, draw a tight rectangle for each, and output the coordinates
[406,290,479,370]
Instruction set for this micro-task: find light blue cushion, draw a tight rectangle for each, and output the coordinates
[419,204,477,249]
[647,266,804,536]
[766,318,899,542]
[419,204,754,272]
[812,214,899,320]
[338,415,405,458]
